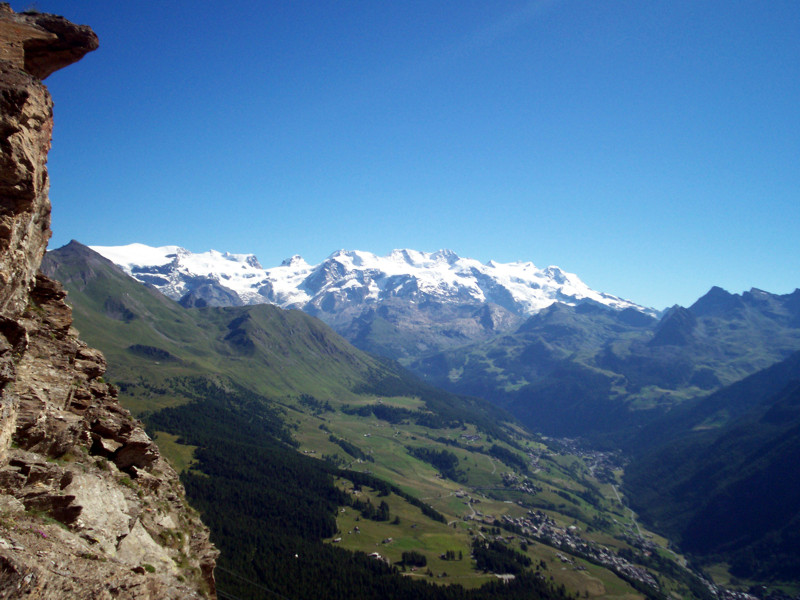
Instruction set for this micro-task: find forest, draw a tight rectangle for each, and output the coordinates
[146,377,575,600]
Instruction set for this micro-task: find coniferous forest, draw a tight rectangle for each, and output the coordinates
[146,378,576,600]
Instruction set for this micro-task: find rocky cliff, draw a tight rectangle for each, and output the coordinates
[0,6,217,598]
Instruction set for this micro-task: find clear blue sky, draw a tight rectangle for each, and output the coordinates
[18,1,800,310]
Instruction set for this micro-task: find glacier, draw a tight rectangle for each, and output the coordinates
[90,243,654,318]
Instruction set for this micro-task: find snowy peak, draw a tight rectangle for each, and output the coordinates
[281,255,307,268]
[91,243,187,270]
[91,243,268,306]
[90,244,654,318]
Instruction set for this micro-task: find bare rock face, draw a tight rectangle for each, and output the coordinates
[0,3,98,319]
[0,6,217,598]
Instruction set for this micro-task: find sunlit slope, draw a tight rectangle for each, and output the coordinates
[43,241,408,406]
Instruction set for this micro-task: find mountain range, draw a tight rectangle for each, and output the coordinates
[42,241,720,600]
[414,285,800,439]
[90,243,654,360]
[10,4,800,597]
[90,242,800,441]
[45,240,800,594]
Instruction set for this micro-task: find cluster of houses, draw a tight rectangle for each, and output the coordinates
[465,509,662,591]
[544,438,622,484]
[470,475,762,599]
[329,429,774,598]
[498,471,542,497]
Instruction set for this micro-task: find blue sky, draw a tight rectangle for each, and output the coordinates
[18,0,800,309]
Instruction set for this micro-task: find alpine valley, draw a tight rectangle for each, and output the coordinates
[6,5,800,600]
[43,240,800,599]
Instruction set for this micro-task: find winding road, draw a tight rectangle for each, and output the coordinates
[611,484,642,537]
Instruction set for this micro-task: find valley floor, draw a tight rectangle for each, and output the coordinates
[281,400,735,600]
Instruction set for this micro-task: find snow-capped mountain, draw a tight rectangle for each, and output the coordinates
[91,243,654,359]
[92,244,649,314]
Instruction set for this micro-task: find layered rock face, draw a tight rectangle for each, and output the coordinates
[0,6,217,598]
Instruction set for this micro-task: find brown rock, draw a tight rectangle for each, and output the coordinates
[113,429,160,471]
[0,62,52,318]
[0,5,217,598]
[2,261,218,600]
[0,4,99,80]
[0,4,97,319]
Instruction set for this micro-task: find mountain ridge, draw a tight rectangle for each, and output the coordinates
[42,241,511,436]
[89,242,657,361]
[90,243,655,316]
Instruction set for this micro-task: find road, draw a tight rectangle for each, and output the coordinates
[611,484,642,537]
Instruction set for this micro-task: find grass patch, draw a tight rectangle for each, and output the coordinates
[153,431,198,473]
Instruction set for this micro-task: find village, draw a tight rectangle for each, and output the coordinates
[461,499,661,592]
[314,419,770,599]
[453,439,765,600]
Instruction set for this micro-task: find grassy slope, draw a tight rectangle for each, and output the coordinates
[42,241,390,410]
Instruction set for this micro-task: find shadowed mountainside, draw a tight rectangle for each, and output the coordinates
[409,287,800,440]
[624,351,800,583]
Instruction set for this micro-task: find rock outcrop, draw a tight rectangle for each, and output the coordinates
[0,6,217,598]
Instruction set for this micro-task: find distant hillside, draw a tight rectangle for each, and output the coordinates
[409,287,800,439]
[42,240,388,404]
[624,351,800,584]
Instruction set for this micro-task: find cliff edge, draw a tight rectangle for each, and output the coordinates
[0,5,217,598]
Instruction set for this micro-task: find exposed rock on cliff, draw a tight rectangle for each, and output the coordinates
[0,4,98,319]
[0,6,217,598]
